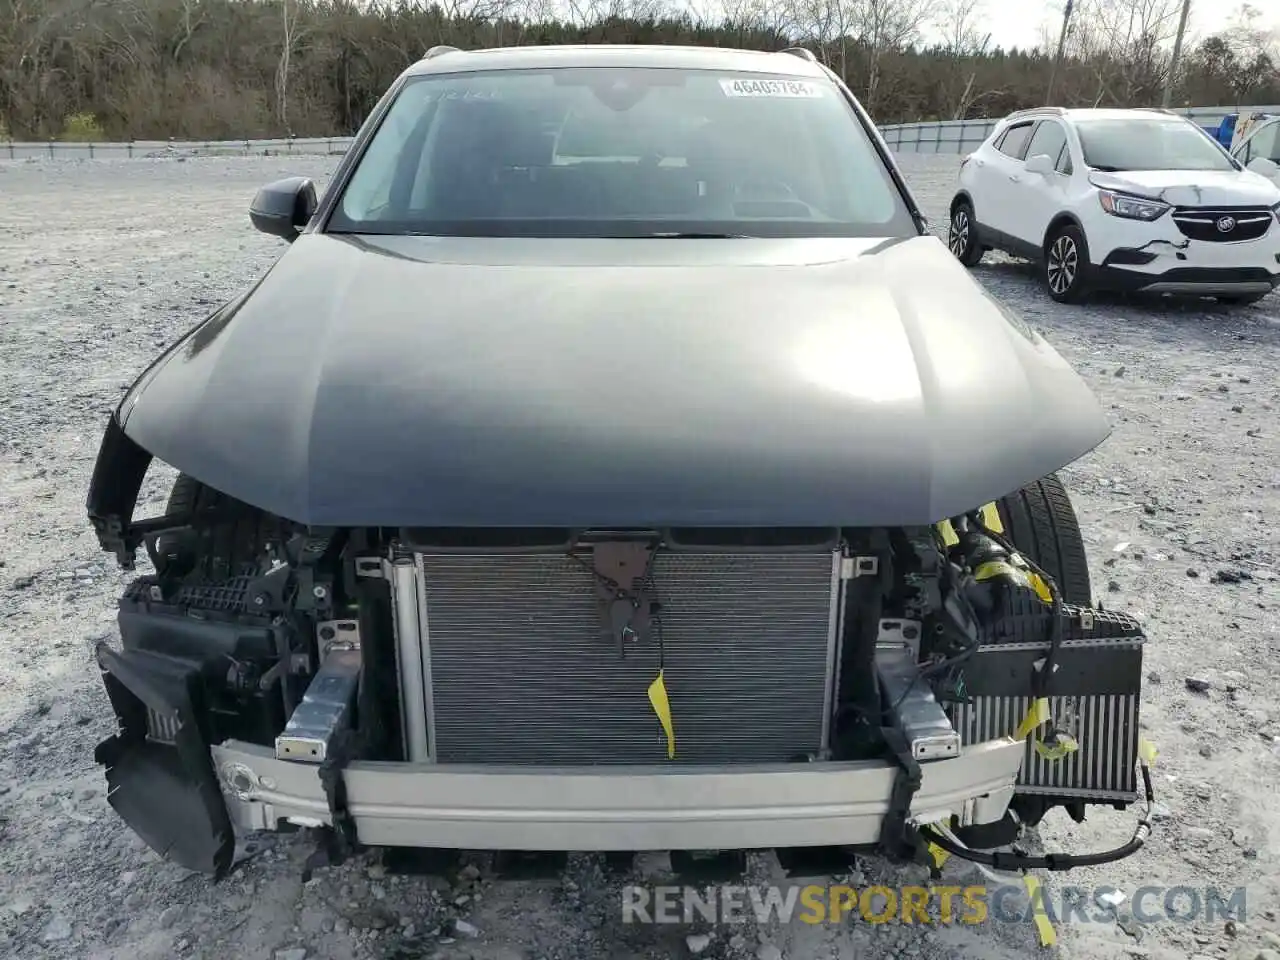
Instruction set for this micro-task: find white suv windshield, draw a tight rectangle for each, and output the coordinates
[328,67,914,238]
[1074,117,1236,172]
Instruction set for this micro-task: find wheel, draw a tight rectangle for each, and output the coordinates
[995,473,1092,605]
[153,474,275,579]
[948,200,984,266]
[154,474,203,576]
[1216,291,1269,306]
[1043,222,1092,303]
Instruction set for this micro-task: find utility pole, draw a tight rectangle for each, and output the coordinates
[1161,0,1193,109]
[1046,0,1074,106]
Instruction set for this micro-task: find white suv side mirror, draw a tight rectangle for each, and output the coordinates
[1247,156,1280,178]
[1025,153,1054,176]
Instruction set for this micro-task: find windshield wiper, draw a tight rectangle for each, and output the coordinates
[1089,164,1127,172]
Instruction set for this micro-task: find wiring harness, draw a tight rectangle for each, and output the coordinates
[911,507,1158,873]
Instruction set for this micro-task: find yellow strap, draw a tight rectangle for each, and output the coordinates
[1023,875,1058,946]
[924,818,952,870]
[1015,698,1051,740]
[974,558,1053,605]
[1025,570,1054,604]
[1033,731,1079,761]
[647,670,676,760]
[926,841,950,870]
[979,502,1004,534]
[973,559,1020,583]
[1138,737,1157,768]
[935,519,959,547]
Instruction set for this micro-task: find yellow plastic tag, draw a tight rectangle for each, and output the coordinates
[1026,571,1054,605]
[1023,875,1058,947]
[1015,698,1051,740]
[973,560,1018,583]
[1033,731,1079,761]
[935,519,960,548]
[648,670,676,760]
[979,502,1005,534]
[1138,737,1157,768]
[926,842,949,870]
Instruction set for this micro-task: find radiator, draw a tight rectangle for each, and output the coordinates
[411,548,843,765]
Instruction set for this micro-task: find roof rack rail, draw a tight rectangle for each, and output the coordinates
[422,45,462,60]
[781,46,817,62]
[1007,106,1067,120]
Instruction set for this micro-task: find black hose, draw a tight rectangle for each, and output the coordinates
[918,514,1155,874]
[919,762,1156,872]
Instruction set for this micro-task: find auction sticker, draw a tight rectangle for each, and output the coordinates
[718,78,824,98]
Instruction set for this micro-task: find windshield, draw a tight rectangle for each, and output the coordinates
[1075,117,1236,172]
[327,67,914,238]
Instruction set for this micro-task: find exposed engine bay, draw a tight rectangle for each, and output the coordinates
[87,422,1150,880]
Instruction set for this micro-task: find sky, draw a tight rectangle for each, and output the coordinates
[925,0,1280,53]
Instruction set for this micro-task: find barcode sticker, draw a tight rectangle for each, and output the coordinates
[718,78,824,98]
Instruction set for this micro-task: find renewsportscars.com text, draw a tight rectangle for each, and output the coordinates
[621,884,1247,926]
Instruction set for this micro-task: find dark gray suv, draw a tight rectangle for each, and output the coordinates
[86,43,1151,882]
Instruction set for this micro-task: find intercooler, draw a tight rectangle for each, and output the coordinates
[949,604,1146,803]
[400,546,844,765]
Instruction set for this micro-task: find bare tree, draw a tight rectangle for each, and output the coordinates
[787,0,857,76]
[5,0,1280,142]
[938,0,988,56]
[854,0,932,112]
[1223,3,1278,63]
[564,0,673,27]
[1070,0,1183,105]
[276,0,304,131]
[935,0,992,118]
[171,0,206,63]
[718,0,795,40]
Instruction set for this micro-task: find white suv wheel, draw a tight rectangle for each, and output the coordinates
[948,210,970,256]
[1043,222,1092,303]
[1046,235,1078,294]
[947,201,984,267]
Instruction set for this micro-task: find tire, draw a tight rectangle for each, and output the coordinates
[164,473,202,516]
[1216,291,1269,306]
[154,474,204,576]
[1043,222,1092,304]
[995,473,1092,605]
[948,200,985,267]
[153,475,272,579]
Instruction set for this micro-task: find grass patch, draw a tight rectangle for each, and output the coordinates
[60,113,108,141]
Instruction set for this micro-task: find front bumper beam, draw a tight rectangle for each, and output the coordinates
[212,737,1025,852]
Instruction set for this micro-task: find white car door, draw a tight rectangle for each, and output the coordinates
[1232,119,1280,185]
[977,119,1038,244]
[1011,119,1074,251]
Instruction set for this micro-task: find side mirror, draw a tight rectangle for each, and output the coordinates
[1025,153,1054,176]
[249,177,318,241]
[1247,156,1279,178]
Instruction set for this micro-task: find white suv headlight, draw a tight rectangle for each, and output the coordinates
[1098,189,1171,221]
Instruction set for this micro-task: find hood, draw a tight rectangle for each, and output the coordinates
[118,233,1110,528]
[1089,168,1280,207]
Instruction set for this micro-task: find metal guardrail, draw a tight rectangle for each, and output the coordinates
[0,136,355,160]
[2,104,1275,159]
[878,104,1280,154]
[879,119,999,155]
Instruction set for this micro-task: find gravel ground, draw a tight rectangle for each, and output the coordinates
[1,152,1278,960]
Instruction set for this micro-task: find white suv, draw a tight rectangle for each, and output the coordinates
[948,107,1280,305]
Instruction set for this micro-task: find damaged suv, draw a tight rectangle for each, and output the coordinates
[86,43,1152,880]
